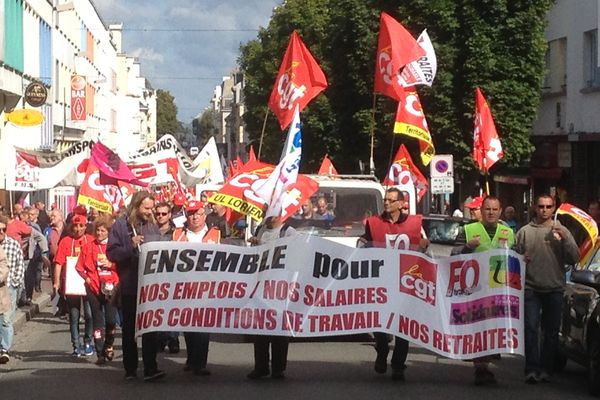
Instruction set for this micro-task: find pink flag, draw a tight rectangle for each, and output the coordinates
[91,141,148,187]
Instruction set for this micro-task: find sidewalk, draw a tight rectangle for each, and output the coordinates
[13,276,53,333]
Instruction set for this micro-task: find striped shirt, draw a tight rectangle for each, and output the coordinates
[0,236,26,288]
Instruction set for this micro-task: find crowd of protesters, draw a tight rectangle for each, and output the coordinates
[0,191,592,388]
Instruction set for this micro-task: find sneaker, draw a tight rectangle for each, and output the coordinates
[83,343,94,356]
[374,355,387,374]
[247,369,270,380]
[391,369,405,381]
[524,371,539,384]
[474,368,497,386]
[193,368,211,376]
[104,346,114,361]
[0,351,10,364]
[144,370,166,382]
[168,341,180,354]
[71,348,81,357]
[539,371,551,383]
[125,372,137,381]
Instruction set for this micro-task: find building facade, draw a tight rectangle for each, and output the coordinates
[0,0,155,204]
[531,0,600,206]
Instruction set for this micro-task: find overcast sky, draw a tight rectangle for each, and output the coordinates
[94,0,281,123]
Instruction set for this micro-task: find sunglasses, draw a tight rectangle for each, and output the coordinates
[537,205,553,209]
[0,227,6,233]
[155,212,170,216]
[383,198,399,203]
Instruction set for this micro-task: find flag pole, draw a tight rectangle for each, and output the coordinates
[483,158,490,195]
[369,94,377,175]
[257,108,269,160]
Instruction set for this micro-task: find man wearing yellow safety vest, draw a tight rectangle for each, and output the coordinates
[458,196,514,386]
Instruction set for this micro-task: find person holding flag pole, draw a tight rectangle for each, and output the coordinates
[516,194,579,383]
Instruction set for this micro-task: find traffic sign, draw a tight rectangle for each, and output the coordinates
[431,177,454,194]
[430,155,453,178]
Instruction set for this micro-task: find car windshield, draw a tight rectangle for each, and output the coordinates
[422,217,466,244]
[286,187,383,237]
[584,245,600,272]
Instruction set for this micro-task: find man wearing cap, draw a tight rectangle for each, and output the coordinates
[456,196,515,385]
[0,216,24,364]
[171,193,187,228]
[465,196,484,222]
[172,200,220,376]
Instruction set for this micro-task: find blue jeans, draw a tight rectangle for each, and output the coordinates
[66,295,93,350]
[524,289,563,375]
[0,287,18,351]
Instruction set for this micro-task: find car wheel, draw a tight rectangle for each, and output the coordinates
[589,338,600,396]
[554,350,568,373]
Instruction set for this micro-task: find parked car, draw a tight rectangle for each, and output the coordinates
[422,214,469,257]
[557,241,600,396]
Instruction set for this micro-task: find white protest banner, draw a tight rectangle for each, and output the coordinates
[137,235,525,360]
[6,134,223,190]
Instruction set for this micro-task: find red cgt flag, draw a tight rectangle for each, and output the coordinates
[317,154,339,176]
[374,12,425,101]
[268,31,328,130]
[383,144,428,202]
[393,88,435,166]
[473,87,504,172]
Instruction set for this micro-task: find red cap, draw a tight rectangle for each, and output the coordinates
[186,200,204,212]
[173,193,187,206]
[73,205,87,215]
[72,214,87,225]
[465,196,484,209]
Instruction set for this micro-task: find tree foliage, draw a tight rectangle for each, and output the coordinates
[195,108,216,146]
[156,89,182,139]
[239,0,553,177]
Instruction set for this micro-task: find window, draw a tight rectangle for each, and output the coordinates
[544,38,567,93]
[584,29,600,88]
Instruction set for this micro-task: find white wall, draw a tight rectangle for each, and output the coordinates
[533,0,600,136]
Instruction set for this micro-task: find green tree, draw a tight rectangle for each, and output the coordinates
[195,108,216,146]
[156,89,182,138]
[239,0,553,177]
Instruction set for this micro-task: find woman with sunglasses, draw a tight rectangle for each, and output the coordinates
[76,215,119,365]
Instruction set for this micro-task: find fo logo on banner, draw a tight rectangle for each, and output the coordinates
[489,255,521,290]
[399,255,437,305]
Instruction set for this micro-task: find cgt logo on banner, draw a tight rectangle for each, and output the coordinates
[399,254,437,305]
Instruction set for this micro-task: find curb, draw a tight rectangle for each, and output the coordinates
[13,292,52,333]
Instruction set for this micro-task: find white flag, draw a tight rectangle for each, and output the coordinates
[255,105,302,218]
[398,30,437,87]
[192,137,225,184]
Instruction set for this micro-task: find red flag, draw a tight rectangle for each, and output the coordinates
[318,154,339,175]
[91,141,148,186]
[268,31,328,130]
[383,144,428,202]
[393,88,435,165]
[374,12,425,101]
[473,87,503,172]
[248,145,257,163]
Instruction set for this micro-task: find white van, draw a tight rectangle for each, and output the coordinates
[285,174,385,247]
